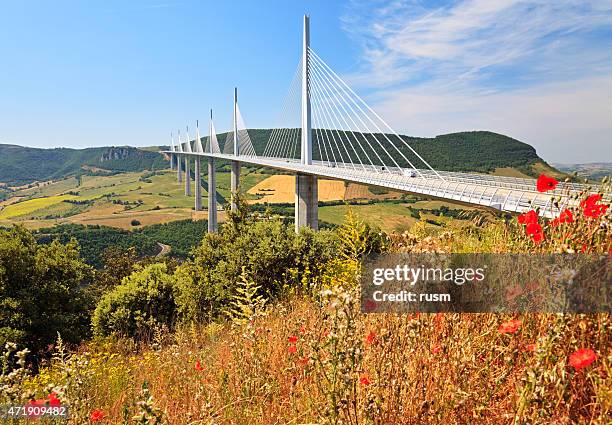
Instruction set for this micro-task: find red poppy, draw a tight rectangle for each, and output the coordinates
[299,326,306,334]
[299,356,310,365]
[195,360,204,371]
[584,203,608,218]
[432,344,442,354]
[518,210,538,225]
[524,343,536,352]
[580,194,602,208]
[90,409,105,422]
[536,174,558,192]
[365,331,376,345]
[288,345,297,354]
[498,319,522,334]
[288,335,298,343]
[525,222,544,243]
[364,299,377,312]
[581,194,608,218]
[48,392,61,406]
[359,374,371,386]
[551,209,574,226]
[568,348,597,370]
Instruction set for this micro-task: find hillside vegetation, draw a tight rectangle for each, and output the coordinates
[0,144,166,186]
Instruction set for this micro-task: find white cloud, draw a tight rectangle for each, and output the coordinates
[340,0,612,162]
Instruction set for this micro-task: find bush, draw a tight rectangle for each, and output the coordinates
[174,217,339,322]
[0,226,92,352]
[131,219,141,227]
[92,263,176,338]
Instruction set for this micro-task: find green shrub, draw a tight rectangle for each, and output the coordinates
[174,218,339,323]
[92,263,176,338]
[0,226,92,352]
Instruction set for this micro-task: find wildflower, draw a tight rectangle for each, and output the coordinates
[498,319,521,334]
[524,343,536,352]
[364,299,377,312]
[365,331,376,345]
[195,360,204,371]
[359,374,371,386]
[551,209,574,226]
[288,335,298,343]
[48,392,61,406]
[584,203,608,218]
[299,325,306,334]
[568,348,597,370]
[299,356,309,365]
[288,345,297,354]
[518,210,538,225]
[581,194,609,218]
[90,409,105,422]
[526,222,544,243]
[432,344,442,354]
[537,174,558,192]
[505,284,523,301]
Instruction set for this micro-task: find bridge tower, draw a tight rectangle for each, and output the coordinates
[230,87,240,211]
[194,121,202,211]
[184,126,192,196]
[169,132,175,170]
[295,14,318,232]
[177,130,183,183]
[208,109,218,232]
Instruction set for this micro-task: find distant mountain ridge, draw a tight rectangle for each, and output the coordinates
[0,145,167,186]
[1,131,561,186]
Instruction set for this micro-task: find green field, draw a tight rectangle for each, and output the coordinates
[0,169,269,229]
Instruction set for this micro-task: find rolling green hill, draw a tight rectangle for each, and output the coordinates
[1,130,560,187]
[0,145,167,186]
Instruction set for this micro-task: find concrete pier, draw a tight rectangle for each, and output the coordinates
[208,158,218,232]
[194,158,202,211]
[295,174,318,232]
[184,157,191,196]
[177,154,183,183]
[230,160,240,211]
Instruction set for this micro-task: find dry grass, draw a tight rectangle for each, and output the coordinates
[247,175,347,203]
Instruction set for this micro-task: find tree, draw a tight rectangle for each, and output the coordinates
[0,226,92,353]
[92,263,176,338]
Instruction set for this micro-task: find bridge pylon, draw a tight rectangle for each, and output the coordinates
[194,121,202,211]
[295,14,318,231]
[230,87,240,212]
[208,109,218,232]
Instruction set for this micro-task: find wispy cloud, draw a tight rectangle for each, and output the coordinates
[340,0,612,161]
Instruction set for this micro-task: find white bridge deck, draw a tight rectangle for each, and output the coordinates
[165,151,602,218]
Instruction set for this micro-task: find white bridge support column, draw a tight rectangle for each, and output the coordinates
[184,156,191,196]
[295,174,318,232]
[230,87,240,211]
[194,157,202,211]
[230,161,240,211]
[177,154,183,183]
[295,15,317,231]
[208,158,218,232]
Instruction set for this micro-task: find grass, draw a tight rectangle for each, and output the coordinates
[0,194,78,219]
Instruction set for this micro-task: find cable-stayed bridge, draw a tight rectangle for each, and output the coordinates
[164,15,604,233]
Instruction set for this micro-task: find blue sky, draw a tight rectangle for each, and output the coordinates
[1,0,611,163]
